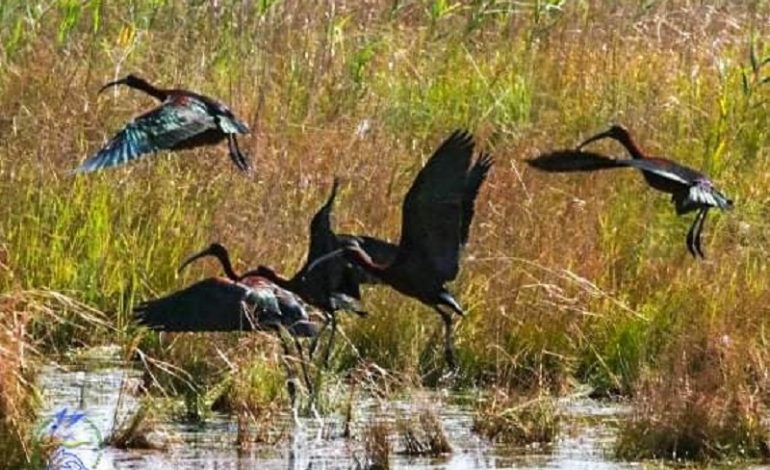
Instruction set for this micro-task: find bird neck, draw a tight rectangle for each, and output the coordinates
[348,248,387,278]
[257,268,293,290]
[210,251,240,281]
[127,77,169,101]
[615,132,646,159]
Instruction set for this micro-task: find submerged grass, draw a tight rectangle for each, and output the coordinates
[472,388,560,446]
[397,406,452,457]
[2,0,770,462]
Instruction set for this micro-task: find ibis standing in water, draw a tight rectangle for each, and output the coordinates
[76,74,250,173]
[182,180,398,366]
[308,130,494,370]
[527,124,733,258]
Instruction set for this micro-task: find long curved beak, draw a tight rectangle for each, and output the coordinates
[576,129,614,151]
[306,248,346,274]
[178,246,216,274]
[98,77,128,95]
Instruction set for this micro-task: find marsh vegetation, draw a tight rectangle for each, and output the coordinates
[2,0,770,467]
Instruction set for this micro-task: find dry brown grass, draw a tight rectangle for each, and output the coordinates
[357,419,392,470]
[0,289,106,468]
[616,331,770,461]
[2,0,770,462]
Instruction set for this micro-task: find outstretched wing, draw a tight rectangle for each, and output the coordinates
[307,178,340,262]
[294,179,359,308]
[397,129,475,282]
[528,150,699,188]
[461,152,493,247]
[527,150,627,173]
[76,97,216,173]
[133,278,261,332]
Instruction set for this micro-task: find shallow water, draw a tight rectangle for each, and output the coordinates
[38,354,643,470]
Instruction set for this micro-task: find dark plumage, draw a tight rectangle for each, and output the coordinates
[181,180,397,365]
[527,124,733,258]
[248,180,397,316]
[77,74,249,173]
[133,276,317,338]
[308,130,493,370]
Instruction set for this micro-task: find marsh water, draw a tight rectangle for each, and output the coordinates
[38,350,649,469]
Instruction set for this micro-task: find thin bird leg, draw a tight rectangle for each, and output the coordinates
[293,337,315,398]
[436,308,458,371]
[308,316,331,360]
[693,207,709,259]
[322,313,338,369]
[278,335,298,410]
[686,208,708,259]
[227,134,250,172]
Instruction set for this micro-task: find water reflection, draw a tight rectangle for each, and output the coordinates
[38,359,636,469]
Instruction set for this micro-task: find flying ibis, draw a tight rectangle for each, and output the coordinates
[527,124,733,258]
[77,74,250,173]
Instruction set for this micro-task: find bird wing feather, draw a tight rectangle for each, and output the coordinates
[528,150,694,186]
[133,278,261,332]
[294,179,362,307]
[397,130,475,282]
[76,99,216,173]
[687,182,733,210]
[461,152,493,247]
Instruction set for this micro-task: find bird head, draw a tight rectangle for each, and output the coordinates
[178,243,230,275]
[98,74,148,94]
[306,238,368,274]
[577,124,631,151]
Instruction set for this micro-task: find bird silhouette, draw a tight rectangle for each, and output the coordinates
[180,179,398,366]
[527,124,732,258]
[133,276,317,337]
[307,130,493,370]
[77,74,249,173]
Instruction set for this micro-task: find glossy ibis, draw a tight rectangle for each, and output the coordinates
[181,180,398,366]
[134,274,318,406]
[133,276,317,337]
[308,130,494,370]
[76,74,250,173]
[527,124,733,258]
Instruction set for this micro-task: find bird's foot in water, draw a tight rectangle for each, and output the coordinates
[437,366,460,388]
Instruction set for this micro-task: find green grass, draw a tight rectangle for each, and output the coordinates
[2,0,770,462]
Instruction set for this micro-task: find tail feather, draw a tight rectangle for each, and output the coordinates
[527,150,627,173]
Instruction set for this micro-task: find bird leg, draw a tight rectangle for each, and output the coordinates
[227,134,250,172]
[322,313,338,369]
[436,308,458,371]
[279,336,298,409]
[308,316,331,360]
[686,207,709,259]
[293,337,315,398]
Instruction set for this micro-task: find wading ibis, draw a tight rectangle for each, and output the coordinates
[308,130,493,370]
[527,124,733,258]
[76,74,250,173]
[181,180,398,366]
